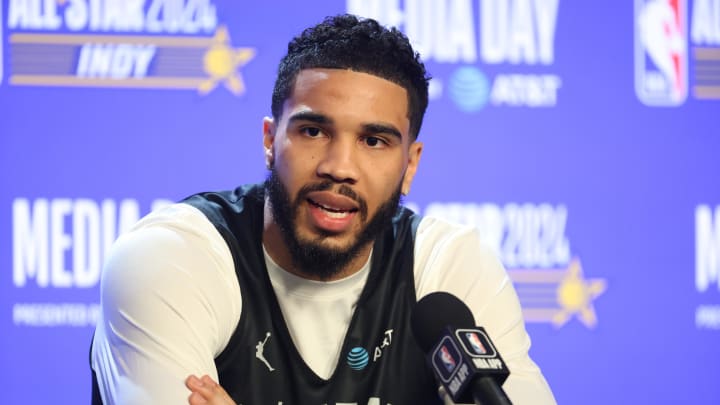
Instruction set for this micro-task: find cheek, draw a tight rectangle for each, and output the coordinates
[275,149,316,191]
[368,165,405,202]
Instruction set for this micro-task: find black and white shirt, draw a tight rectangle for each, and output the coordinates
[91,185,555,404]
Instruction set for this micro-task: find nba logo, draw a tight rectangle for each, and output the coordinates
[465,332,487,355]
[438,346,457,372]
[635,0,688,106]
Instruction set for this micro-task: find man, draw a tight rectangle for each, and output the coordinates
[90,14,556,405]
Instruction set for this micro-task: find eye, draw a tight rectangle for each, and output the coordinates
[363,136,387,148]
[301,127,322,137]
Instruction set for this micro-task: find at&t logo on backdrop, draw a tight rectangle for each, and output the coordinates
[348,0,563,113]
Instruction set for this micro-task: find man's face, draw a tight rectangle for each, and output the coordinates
[263,68,423,279]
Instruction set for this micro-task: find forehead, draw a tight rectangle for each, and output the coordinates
[282,68,410,134]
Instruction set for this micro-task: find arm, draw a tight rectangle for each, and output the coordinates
[91,204,240,404]
[414,217,557,405]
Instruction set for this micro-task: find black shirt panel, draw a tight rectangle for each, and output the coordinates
[184,184,441,405]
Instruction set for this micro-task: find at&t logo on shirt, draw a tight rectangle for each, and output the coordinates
[346,347,370,371]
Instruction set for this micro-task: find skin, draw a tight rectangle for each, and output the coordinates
[186,375,235,405]
[186,68,423,403]
[262,68,423,281]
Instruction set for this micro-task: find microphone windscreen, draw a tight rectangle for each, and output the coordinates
[411,291,476,352]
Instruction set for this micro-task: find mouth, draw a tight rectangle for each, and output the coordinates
[307,198,359,218]
[304,191,362,234]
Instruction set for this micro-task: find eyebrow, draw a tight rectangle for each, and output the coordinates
[361,123,403,141]
[287,111,333,126]
[287,110,403,140]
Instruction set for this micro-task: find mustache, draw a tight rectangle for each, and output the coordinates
[296,181,368,222]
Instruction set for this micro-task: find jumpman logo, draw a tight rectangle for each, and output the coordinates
[255,332,275,372]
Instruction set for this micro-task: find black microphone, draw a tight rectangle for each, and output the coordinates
[411,292,513,405]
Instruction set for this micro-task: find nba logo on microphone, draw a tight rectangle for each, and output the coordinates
[438,345,457,372]
[634,0,688,106]
[465,332,488,355]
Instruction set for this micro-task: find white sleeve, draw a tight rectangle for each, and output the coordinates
[91,203,240,405]
[414,216,557,405]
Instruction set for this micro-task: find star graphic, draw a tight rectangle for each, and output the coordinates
[199,26,255,95]
[552,257,607,328]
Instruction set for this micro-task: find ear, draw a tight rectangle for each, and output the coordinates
[401,141,423,195]
[263,117,276,169]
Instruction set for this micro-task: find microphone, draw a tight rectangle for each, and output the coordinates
[411,292,513,405]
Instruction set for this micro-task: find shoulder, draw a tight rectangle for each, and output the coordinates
[414,216,507,296]
[92,203,242,403]
[100,203,241,351]
[413,216,557,404]
[415,215,487,251]
[105,203,234,281]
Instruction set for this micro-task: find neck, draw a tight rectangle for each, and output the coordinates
[262,199,373,281]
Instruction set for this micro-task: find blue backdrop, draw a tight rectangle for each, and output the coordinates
[2,0,719,403]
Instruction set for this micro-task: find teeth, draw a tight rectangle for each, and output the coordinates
[310,199,354,217]
[324,209,350,219]
[318,203,337,211]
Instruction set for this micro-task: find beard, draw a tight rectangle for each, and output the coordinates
[264,168,401,280]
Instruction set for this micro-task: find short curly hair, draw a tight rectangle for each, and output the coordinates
[271,14,430,140]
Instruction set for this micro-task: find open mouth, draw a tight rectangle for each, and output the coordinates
[308,198,359,218]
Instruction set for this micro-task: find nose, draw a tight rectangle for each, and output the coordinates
[316,136,359,184]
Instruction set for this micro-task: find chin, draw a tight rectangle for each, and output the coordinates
[304,232,358,252]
